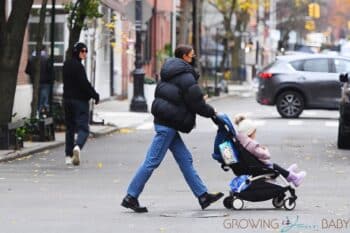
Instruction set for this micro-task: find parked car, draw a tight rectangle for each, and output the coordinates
[338,73,350,149]
[256,54,350,118]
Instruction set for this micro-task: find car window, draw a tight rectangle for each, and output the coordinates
[303,59,329,72]
[262,61,279,71]
[334,59,350,73]
[290,60,303,71]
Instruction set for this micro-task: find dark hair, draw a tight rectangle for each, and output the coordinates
[174,44,193,59]
[72,42,88,58]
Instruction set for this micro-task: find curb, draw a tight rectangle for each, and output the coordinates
[0,126,120,163]
[0,141,65,163]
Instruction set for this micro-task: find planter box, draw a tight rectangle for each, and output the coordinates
[37,117,55,142]
[0,120,25,150]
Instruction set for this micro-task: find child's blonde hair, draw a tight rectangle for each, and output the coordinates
[233,113,247,125]
[233,113,256,136]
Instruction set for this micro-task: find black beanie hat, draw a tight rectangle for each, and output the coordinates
[72,42,88,58]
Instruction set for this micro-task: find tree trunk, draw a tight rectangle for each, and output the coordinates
[0,0,34,125]
[220,16,233,73]
[31,0,48,118]
[66,26,83,59]
[178,0,191,44]
[231,36,241,82]
[192,0,203,76]
[65,0,87,59]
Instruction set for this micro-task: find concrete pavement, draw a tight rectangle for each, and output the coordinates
[1,94,349,233]
[0,83,254,162]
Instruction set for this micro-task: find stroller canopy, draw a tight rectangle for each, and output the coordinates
[212,113,237,164]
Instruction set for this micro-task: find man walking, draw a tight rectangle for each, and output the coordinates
[25,46,53,116]
[63,42,99,166]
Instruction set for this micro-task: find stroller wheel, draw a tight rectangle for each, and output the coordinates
[283,198,296,211]
[223,196,233,209]
[232,198,244,210]
[272,196,284,209]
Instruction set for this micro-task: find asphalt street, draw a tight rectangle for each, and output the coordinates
[0,95,349,233]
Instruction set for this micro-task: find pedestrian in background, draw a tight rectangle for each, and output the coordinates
[25,45,53,116]
[121,44,223,213]
[63,42,100,166]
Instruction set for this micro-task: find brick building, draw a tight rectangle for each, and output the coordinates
[10,0,175,119]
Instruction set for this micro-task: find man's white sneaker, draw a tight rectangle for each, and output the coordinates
[65,156,73,165]
[72,145,81,166]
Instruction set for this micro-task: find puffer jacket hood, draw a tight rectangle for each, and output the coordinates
[160,58,199,81]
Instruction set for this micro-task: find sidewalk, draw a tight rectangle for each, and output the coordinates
[0,83,254,162]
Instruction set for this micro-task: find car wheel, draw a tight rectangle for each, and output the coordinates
[276,91,304,118]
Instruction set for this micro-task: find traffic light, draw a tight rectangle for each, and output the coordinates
[305,20,315,31]
[308,3,314,17]
[308,3,320,19]
[313,3,320,18]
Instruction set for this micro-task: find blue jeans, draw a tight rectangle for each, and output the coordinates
[127,124,208,198]
[38,84,51,112]
[64,99,90,156]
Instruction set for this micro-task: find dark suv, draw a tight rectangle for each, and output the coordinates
[338,73,350,149]
[256,54,350,118]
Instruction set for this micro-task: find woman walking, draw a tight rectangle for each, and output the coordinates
[121,45,223,213]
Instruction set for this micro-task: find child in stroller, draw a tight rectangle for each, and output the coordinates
[211,113,306,211]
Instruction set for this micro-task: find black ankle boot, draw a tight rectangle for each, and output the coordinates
[198,192,224,210]
[121,194,148,213]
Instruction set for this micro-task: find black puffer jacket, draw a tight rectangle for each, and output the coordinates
[151,58,215,133]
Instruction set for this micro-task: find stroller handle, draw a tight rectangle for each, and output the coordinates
[211,114,224,126]
[211,113,237,136]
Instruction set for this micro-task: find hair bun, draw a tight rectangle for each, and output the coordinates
[234,114,247,125]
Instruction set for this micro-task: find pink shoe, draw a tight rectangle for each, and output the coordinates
[287,163,298,173]
[287,171,306,187]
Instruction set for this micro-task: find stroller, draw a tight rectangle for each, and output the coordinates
[211,114,297,211]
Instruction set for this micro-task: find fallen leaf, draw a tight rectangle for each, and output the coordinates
[119,128,134,134]
[336,170,345,174]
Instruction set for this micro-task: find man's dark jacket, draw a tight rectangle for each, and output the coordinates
[151,58,215,133]
[25,53,53,84]
[63,57,99,101]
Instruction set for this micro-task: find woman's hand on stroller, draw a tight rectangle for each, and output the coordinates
[211,112,222,125]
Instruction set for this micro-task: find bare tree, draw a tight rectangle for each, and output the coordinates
[276,0,313,52]
[64,0,102,59]
[209,0,253,80]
